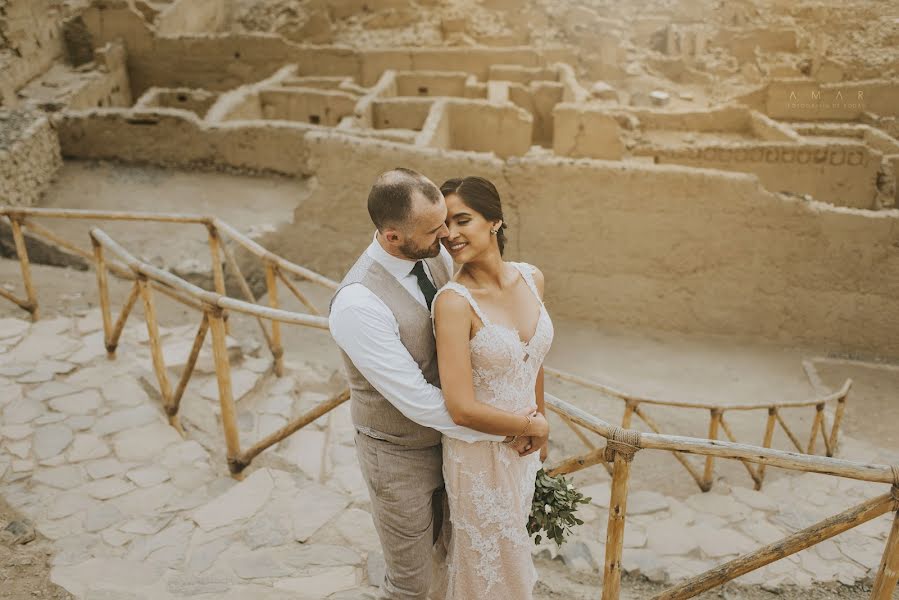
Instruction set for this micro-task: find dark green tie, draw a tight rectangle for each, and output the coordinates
[411,260,438,310]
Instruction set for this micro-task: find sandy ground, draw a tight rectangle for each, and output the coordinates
[0,496,73,600]
[2,164,898,598]
[2,266,894,599]
[4,162,897,498]
[29,161,307,268]
[4,256,897,482]
[534,559,882,600]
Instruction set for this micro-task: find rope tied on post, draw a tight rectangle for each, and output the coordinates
[604,426,642,463]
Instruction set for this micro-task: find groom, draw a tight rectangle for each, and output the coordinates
[329,168,529,599]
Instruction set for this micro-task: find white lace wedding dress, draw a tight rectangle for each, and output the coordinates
[431,262,554,600]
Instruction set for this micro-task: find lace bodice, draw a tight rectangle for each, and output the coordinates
[432,262,554,416]
[431,262,553,599]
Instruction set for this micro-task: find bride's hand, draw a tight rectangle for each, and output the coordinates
[527,412,549,439]
[508,436,532,455]
[520,432,548,457]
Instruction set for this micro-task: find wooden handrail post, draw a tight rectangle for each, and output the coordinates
[602,436,639,600]
[633,404,706,491]
[870,486,899,599]
[756,407,777,490]
[702,409,721,492]
[9,215,38,320]
[92,237,114,355]
[775,409,804,453]
[218,229,275,350]
[206,224,229,334]
[238,388,351,466]
[137,276,175,425]
[828,394,847,458]
[719,412,761,489]
[208,306,245,479]
[276,267,321,316]
[264,262,284,377]
[106,282,140,354]
[168,313,210,434]
[558,412,598,451]
[621,401,635,428]
[807,403,824,454]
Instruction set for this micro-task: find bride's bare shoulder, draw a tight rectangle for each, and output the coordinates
[513,262,545,298]
[531,265,545,297]
[433,285,472,321]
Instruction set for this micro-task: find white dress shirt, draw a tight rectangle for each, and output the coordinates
[329,233,504,443]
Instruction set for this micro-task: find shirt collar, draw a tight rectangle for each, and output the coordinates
[366,231,419,282]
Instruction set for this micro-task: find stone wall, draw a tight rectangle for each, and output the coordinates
[395,72,468,97]
[358,48,575,87]
[655,141,881,209]
[416,99,533,158]
[79,8,571,97]
[372,98,434,130]
[553,104,624,160]
[155,0,230,35]
[134,88,219,118]
[627,106,754,132]
[0,0,66,106]
[712,27,798,63]
[80,6,359,98]
[260,132,899,359]
[509,81,563,148]
[56,110,313,176]
[66,41,133,110]
[260,89,357,125]
[0,112,62,206]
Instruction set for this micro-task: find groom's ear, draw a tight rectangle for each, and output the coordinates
[382,227,401,244]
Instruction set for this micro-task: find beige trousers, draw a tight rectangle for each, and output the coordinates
[354,430,449,600]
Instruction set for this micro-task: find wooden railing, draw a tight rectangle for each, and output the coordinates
[0,207,857,488]
[543,393,899,600]
[0,207,343,477]
[545,367,851,491]
[1,207,897,598]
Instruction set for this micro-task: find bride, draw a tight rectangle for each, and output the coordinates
[431,176,554,599]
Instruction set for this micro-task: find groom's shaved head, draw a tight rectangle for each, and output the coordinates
[368,168,442,232]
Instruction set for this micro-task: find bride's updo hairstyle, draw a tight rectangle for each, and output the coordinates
[439,176,508,256]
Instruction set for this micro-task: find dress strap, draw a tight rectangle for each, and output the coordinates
[432,282,492,326]
[512,262,542,304]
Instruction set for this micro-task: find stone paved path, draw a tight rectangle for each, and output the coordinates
[0,312,894,597]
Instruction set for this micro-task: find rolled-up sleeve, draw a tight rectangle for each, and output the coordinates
[329,285,503,443]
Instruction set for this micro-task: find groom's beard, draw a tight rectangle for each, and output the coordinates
[400,239,441,260]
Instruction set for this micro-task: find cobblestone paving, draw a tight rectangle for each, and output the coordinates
[0,312,894,598]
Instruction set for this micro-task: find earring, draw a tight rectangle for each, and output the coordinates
[490,229,497,235]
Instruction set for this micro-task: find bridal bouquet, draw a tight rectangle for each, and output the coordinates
[527,468,591,546]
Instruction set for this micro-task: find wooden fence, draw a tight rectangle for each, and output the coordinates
[1,207,897,599]
[542,393,899,599]
[545,367,850,491]
[1,207,342,477]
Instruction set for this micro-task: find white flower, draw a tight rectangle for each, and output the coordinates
[567,484,573,491]
[544,504,552,514]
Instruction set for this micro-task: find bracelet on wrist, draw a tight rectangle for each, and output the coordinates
[519,414,533,437]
